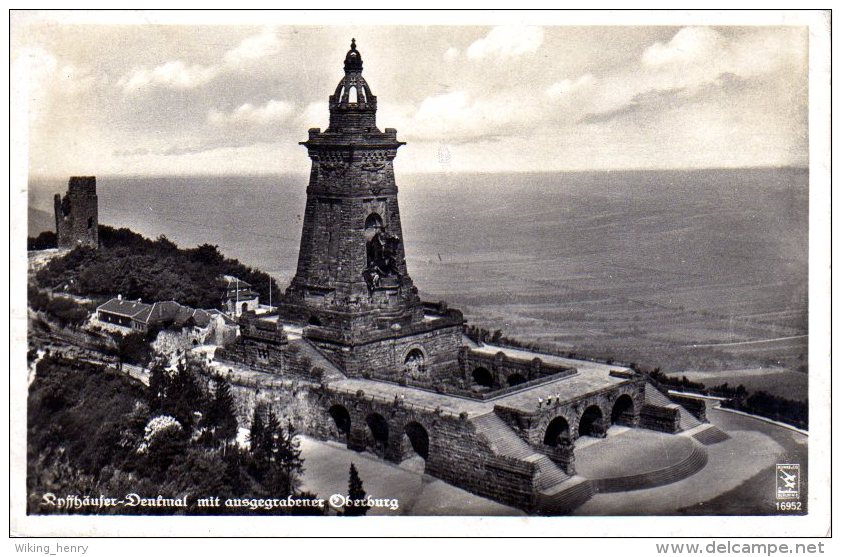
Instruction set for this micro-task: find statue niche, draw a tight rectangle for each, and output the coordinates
[363,213,402,289]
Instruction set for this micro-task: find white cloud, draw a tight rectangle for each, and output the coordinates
[209,99,294,126]
[443,47,459,62]
[642,27,725,67]
[298,101,329,129]
[119,60,220,92]
[119,27,281,93]
[466,26,544,60]
[396,91,536,143]
[546,74,595,98]
[223,27,280,65]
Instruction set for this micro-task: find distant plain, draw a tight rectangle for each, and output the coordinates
[29,167,808,398]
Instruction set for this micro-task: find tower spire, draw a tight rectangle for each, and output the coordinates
[344,37,363,73]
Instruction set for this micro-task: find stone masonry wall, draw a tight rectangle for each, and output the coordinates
[54,176,98,249]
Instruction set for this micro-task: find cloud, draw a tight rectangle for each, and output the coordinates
[113,147,150,157]
[546,74,595,98]
[209,99,294,126]
[642,27,725,67]
[466,26,544,60]
[393,90,537,144]
[118,60,220,92]
[443,47,459,62]
[223,27,280,65]
[118,27,281,93]
[579,87,687,124]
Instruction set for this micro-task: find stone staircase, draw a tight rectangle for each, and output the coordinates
[690,423,731,445]
[644,383,703,430]
[297,338,347,381]
[590,442,708,493]
[472,412,594,514]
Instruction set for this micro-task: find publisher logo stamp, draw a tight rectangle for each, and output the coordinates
[776,464,800,500]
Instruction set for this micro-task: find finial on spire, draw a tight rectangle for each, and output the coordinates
[344,38,363,73]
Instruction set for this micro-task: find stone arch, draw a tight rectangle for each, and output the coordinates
[366,412,389,448]
[472,366,493,388]
[364,212,383,238]
[403,347,426,378]
[241,302,248,313]
[578,405,606,438]
[308,315,322,327]
[507,373,526,387]
[543,416,571,447]
[404,421,429,460]
[328,404,351,437]
[611,393,635,425]
[347,85,358,103]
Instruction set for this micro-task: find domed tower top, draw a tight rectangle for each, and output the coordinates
[344,38,363,72]
[328,38,378,133]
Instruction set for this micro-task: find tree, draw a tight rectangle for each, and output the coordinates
[274,420,304,496]
[116,332,153,367]
[28,231,57,251]
[147,360,170,411]
[204,377,238,445]
[343,463,370,516]
[248,405,265,455]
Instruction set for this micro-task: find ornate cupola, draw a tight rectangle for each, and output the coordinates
[328,39,378,134]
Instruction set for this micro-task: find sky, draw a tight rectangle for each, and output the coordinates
[13,16,809,176]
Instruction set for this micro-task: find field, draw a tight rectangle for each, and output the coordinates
[29,168,808,391]
[400,168,808,380]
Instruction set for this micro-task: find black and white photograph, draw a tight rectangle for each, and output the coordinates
[9,9,831,539]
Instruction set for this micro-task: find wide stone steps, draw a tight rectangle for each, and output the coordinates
[644,383,703,430]
[297,338,347,381]
[590,441,708,493]
[536,477,596,516]
[535,456,570,490]
[472,412,571,490]
[472,412,538,460]
[691,424,731,445]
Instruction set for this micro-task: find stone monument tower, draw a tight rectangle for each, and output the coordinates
[281,39,425,342]
[54,176,99,249]
[280,40,463,381]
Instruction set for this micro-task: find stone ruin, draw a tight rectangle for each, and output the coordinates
[54,176,98,249]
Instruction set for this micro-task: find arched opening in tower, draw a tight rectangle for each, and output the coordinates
[543,416,571,447]
[611,394,635,425]
[347,85,358,104]
[404,421,429,460]
[364,213,383,241]
[578,405,606,438]
[403,348,425,379]
[472,367,493,388]
[364,212,401,284]
[328,404,351,438]
[366,412,389,452]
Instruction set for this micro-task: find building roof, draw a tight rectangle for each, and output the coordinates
[97,298,151,318]
[97,297,224,329]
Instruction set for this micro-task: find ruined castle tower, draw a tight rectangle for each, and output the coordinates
[54,176,98,249]
[280,40,463,381]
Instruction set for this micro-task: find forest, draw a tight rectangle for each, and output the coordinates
[27,354,324,515]
[33,225,282,309]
